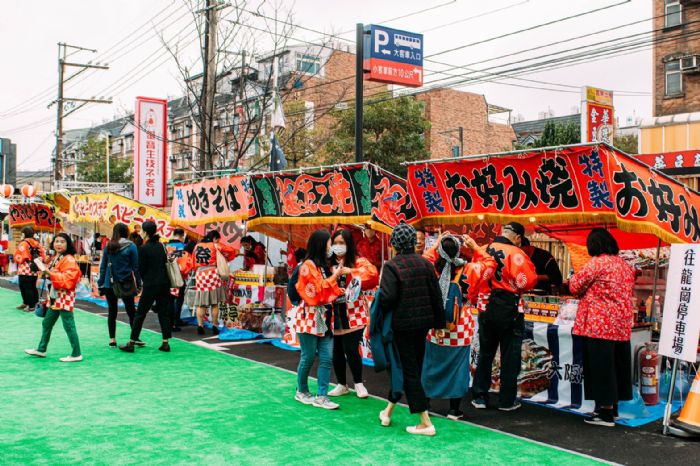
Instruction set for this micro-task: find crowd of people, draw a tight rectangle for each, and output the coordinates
[288,222,637,434]
[13,219,637,433]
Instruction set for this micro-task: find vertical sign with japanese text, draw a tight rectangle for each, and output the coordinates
[659,244,700,363]
[581,86,614,145]
[135,97,167,207]
[363,25,423,87]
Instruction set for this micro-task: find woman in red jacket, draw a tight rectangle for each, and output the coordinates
[14,226,46,312]
[25,233,83,362]
[327,228,378,400]
[570,228,636,427]
[190,231,238,335]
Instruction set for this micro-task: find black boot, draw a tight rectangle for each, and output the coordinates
[158,342,171,352]
[197,326,205,335]
[119,341,135,353]
[212,326,219,336]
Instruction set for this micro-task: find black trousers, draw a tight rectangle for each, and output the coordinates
[104,288,136,339]
[19,275,39,307]
[583,337,632,406]
[472,290,524,408]
[173,284,186,325]
[332,329,364,385]
[388,329,429,414]
[130,285,172,341]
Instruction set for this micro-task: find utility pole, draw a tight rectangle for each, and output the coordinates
[355,23,364,163]
[198,0,221,174]
[50,42,111,189]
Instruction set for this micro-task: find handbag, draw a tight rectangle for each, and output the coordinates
[108,254,138,298]
[216,249,230,280]
[163,244,184,288]
[34,277,48,318]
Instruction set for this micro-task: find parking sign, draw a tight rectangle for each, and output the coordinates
[363,25,423,87]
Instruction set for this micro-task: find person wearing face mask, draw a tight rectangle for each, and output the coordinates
[471,222,538,412]
[293,229,345,410]
[326,229,378,400]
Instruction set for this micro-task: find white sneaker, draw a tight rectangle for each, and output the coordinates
[354,383,369,399]
[312,396,340,410]
[328,384,350,397]
[24,349,46,358]
[406,425,436,436]
[59,355,83,363]
[294,391,314,405]
[379,409,391,427]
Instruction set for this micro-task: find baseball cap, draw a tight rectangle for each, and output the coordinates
[503,222,525,237]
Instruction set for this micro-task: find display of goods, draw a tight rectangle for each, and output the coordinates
[219,302,239,324]
[238,306,272,333]
[234,270,274,285]
[555,299,579,325]
[620,248,670,270]
[519,340,554,397]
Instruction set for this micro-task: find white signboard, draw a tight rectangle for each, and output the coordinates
[658,244,700,363]
[134,97,167,207]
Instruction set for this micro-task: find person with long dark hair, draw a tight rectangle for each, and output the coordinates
[14,226,46,311]
[119,221,173,353]
[25,233,83,362]
[421,233,496,420]
[327,228,378,400]
[190,230,238,335]
[378,224,445,436]
[98,223,141,347]
[293,229,345,410]
[570,228,635,427]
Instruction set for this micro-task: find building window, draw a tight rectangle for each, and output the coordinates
[664,0,682,28]
[665,60,682,95]
[296,53,321,75]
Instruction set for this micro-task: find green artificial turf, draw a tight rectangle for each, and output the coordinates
[0,287,602,465]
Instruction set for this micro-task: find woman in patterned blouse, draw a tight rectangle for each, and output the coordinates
[570,228,636,427]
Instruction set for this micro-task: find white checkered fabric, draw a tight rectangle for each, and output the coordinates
[293,303,333,336]
[17,261,34,276]
[346,297,369,329]
[52,289,76,312]
[427,307,475,347]
[195,266,222,292]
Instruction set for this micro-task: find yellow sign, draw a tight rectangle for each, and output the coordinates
[585,86,614,106]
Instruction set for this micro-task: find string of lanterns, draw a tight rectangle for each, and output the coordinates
[0,184,40,199]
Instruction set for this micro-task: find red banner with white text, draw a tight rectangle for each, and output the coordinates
[9,203,62,231]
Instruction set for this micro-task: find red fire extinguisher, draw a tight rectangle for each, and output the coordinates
[640,343,659,405]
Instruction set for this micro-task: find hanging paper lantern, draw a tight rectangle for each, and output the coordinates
[21,184,38,198]
[0,184,13,198]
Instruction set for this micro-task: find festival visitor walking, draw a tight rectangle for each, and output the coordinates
[327,228,378,400]
[119,221,173,353]
[98,223,141,348]
[25,233,83,362]
[377,223,445,436]
[293,229,345,410]
[14,226,46,312]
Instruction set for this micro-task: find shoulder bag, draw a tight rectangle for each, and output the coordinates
[163,244,184,288]
[216,248,231,280]
[109,252,138,298]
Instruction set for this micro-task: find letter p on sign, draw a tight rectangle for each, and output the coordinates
[374,29,389,53]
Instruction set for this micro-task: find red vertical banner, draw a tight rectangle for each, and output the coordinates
[586,103,614,145]
[135,97,167,207]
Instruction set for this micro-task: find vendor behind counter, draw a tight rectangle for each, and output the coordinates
[521,237,563,295]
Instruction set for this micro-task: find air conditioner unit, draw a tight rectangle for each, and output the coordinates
[680,55,700,73]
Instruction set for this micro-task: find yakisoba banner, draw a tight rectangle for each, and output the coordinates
[407,144,700,245]
[9,203,62,231]
[69,193,179,238]
[170,175,250,226]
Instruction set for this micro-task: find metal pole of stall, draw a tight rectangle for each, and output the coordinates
[650,238,662,327]
[355,23,364,163]
[663,358,679,435]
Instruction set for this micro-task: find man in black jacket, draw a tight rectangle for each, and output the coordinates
[120,221,173,353]
[378,223,444,437]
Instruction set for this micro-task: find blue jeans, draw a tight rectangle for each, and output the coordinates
[297,332,334,396]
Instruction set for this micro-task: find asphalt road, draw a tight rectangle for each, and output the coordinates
[6,281,698,465]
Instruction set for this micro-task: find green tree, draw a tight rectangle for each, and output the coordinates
[325,94,431,177]
[536,120,580,148]
[614,133,638,154]
[76,137,133,184]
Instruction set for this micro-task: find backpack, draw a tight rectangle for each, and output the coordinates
[287,265,302,306]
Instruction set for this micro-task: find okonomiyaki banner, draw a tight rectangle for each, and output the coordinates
[69,193,179,238]
[248,164,416,233]
[407,144,700,244]
[171,175,250,226]
[9,203,62,230]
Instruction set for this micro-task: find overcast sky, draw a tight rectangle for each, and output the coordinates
[1,0,653,171]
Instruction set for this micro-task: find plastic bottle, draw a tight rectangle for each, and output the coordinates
[645,295,653,322]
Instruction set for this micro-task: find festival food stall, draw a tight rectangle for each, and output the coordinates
[246,163,416,349]
[406,142,700,424]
